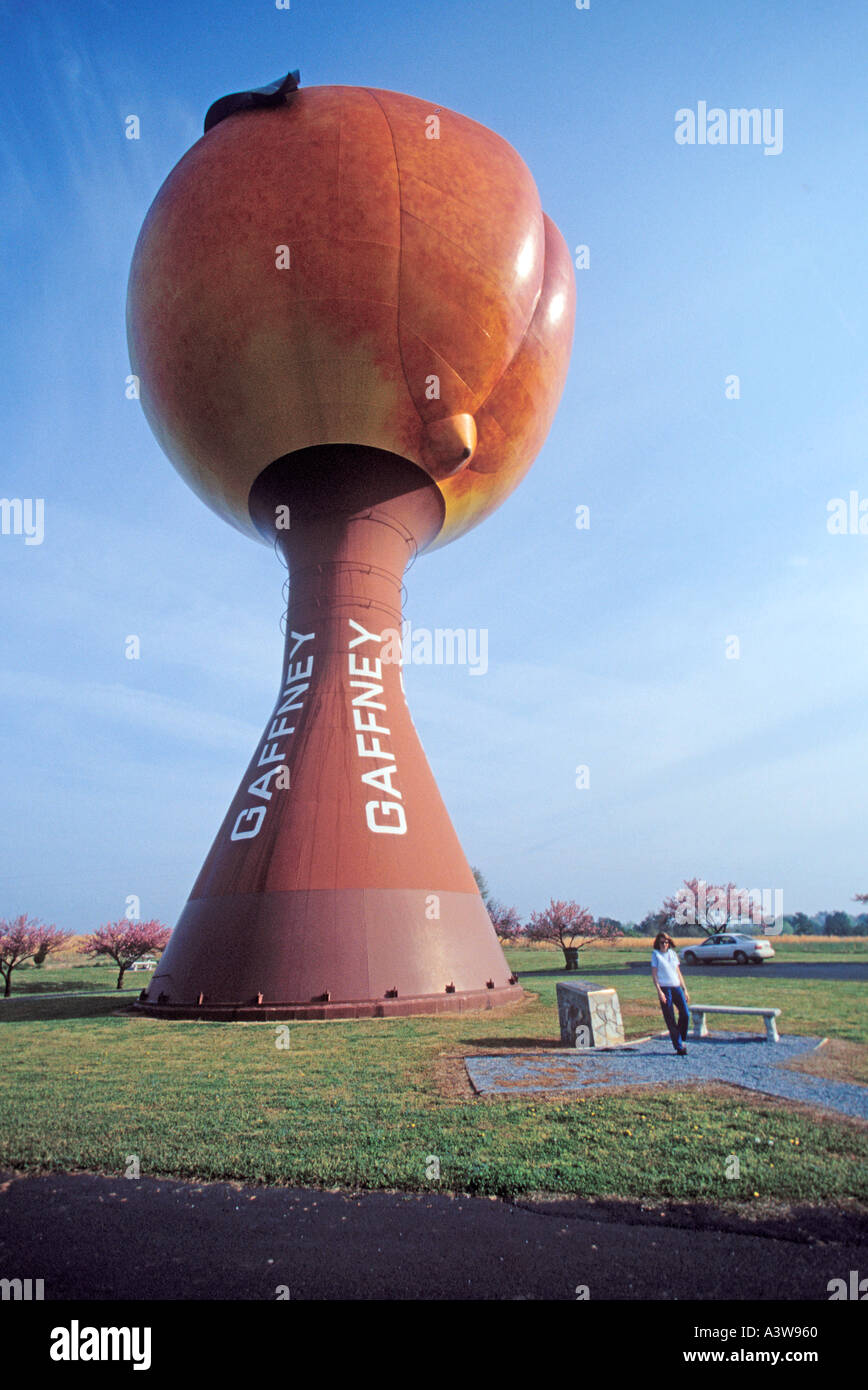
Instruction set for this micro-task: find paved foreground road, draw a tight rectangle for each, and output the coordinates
[1,1171,865,1301]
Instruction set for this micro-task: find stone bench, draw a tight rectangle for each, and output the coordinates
[690,1004,781,1043]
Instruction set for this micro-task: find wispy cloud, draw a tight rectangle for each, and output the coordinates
[0,669,259,752]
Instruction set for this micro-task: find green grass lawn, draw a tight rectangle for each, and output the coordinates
[6,961,144,993]
[0,943,865,1203]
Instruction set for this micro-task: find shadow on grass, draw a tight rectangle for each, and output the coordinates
[0,994,136,1024]
[516,964,637,980]
[6,980,116,995]
[516,1195,868,1244]
[459,1036,563,1050]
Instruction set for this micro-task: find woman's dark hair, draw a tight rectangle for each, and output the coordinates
[653,932,673,952]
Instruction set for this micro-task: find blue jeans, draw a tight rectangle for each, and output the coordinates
[659,986,690,1052]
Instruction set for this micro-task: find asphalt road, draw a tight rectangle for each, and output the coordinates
[605,961,868,981]
[663,961,867,981]
[1,1171,865,1301]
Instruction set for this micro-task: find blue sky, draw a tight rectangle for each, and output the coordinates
[2,0,867,933]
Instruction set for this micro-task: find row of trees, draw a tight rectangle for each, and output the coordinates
[4,873,866,994]
[0,917,170,997]
[638,878,868,937]
[473,871,868,965]
[779,912,868,936]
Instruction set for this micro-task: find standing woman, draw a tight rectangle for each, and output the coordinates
[651,932,690,1056]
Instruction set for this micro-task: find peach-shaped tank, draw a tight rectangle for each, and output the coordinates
[127,74,574,1019]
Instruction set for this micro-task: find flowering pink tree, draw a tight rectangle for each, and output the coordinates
[525,899,620,966]
[78,920,171,990]
[487,899,523,946]
[661,877,761,937]
[0,916,69,996]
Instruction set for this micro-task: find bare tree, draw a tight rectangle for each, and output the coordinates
[487,899,522,946]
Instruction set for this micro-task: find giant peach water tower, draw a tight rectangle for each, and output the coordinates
[127,71,574,1018]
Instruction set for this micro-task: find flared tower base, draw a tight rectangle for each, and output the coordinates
[135,447,523,1022]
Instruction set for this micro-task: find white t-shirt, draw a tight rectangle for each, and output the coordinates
[651,947,682,987]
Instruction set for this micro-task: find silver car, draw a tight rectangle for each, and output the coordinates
[681,933,775,966]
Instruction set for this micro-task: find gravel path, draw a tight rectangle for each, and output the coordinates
[466,1033,868,1120]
